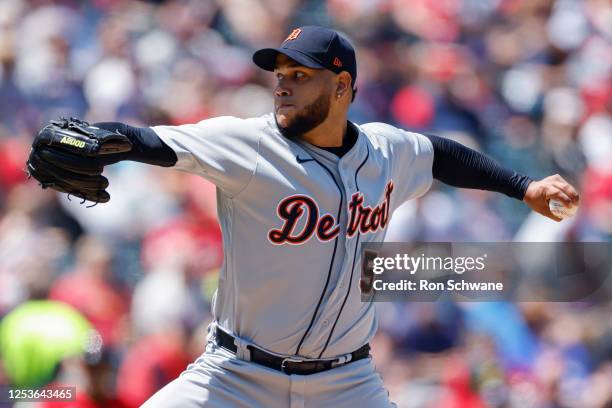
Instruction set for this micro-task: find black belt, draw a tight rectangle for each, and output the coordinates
[214,326,370,375]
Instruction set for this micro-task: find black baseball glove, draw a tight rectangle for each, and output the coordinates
[26,117,132,205]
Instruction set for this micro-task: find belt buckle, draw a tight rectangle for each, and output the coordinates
[280,357,305,373]
[331,353,352,368]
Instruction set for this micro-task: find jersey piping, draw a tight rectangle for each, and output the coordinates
[294,155,344,356]
[318,142,370,357]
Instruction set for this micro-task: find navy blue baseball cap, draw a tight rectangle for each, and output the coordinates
[253,26,357,92]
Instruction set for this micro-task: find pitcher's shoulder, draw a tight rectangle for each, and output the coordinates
[195,114,270,129]
[190,114,273,141]
[359,122,425,146]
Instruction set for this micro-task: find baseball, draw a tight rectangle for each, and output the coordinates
[548,199,578,219]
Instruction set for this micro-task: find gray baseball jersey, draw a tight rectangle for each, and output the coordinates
[146,113,432,407]
[151,113,433,359]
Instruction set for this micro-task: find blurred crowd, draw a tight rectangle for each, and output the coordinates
[0,0,610,407]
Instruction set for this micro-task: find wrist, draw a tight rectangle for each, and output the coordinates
[521,178,535,201]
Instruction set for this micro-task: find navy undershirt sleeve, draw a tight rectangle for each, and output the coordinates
[93,122,177,167]
[424,134,532,200]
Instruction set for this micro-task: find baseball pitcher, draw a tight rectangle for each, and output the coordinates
[26,26,579,408]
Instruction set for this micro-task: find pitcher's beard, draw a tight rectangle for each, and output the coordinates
[275,93,331,139]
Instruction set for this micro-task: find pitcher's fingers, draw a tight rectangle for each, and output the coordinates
[547,188,572,204]
[553,181,579,202]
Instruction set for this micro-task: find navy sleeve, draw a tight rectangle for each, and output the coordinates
[424,134,532,200]
[93,122,177,167]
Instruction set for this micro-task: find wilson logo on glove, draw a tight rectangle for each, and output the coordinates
[60,136,86,149]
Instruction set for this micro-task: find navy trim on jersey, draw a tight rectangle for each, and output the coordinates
[354,142,370,190]
[294,156,344,356]
[318,142,370,358]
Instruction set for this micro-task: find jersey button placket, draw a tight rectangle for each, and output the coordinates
[346,158,362,290]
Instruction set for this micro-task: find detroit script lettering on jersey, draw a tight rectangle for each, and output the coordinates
[268,181,394,245]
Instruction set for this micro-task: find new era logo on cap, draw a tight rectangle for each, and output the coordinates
[333,57,342,68]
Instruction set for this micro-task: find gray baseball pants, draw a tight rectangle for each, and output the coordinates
[141,341,396,408]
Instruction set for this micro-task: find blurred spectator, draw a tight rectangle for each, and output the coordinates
[48,235,129,347]
[0,300,94,388]
[115,331,190,408]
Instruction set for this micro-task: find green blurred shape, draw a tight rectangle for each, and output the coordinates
[0,300,92,387]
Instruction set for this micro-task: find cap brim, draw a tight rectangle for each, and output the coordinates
[252,48,326,71]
